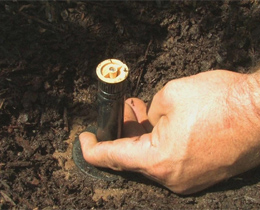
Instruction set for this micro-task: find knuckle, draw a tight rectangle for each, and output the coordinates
[82,149,91,162]
[145,154,173,180]
[170,185,191,195]
[82,151,89,162]
[157,81,177,106]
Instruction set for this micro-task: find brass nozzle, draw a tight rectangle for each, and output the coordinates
[96,59,129,84]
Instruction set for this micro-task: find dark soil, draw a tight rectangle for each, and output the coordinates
[1,1,260,209]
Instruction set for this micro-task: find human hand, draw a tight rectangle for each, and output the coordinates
[80,70,260,194]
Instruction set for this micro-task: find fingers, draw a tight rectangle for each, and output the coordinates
[79,131,152,172]
[125,98,153,132]
[79,98,155,172]
[123,102,146,137]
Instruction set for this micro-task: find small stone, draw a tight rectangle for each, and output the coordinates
[61,10,69,21]
[17,113,29,125]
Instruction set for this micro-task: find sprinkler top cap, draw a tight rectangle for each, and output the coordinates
[96,59,129,84]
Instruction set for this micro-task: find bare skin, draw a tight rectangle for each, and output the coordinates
[80,69,260,195]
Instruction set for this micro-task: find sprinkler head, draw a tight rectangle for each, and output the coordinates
[73,59,129,180]
[96,59,128,83]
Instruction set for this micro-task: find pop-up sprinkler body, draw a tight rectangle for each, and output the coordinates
[73,59,129,180]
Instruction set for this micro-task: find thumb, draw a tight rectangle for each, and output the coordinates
[79,131,152,172]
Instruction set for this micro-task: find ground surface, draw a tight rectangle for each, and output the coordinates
[1,1,260,209]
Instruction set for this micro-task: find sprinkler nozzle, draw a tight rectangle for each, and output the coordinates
[97,59,128,82]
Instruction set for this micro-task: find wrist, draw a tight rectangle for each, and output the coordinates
[226,71,260,177]
[247,70,260,115]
